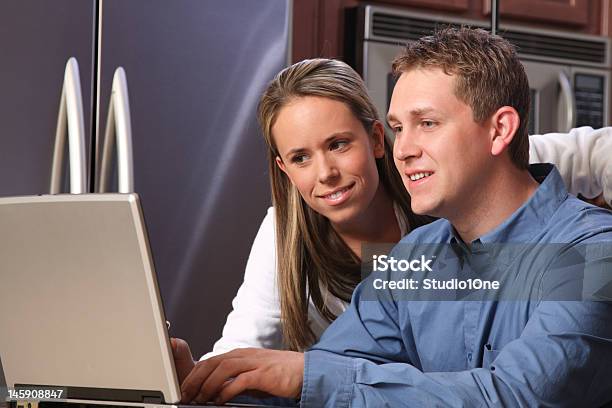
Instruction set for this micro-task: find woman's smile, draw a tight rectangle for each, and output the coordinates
[317,182,355,206]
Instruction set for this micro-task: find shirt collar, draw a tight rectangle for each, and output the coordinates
[449,163,568,246]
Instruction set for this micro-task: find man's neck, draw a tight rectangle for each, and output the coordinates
[451,164,540,244]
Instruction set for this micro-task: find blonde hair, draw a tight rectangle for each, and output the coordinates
[392,27,531,169]
[258,58,429,350]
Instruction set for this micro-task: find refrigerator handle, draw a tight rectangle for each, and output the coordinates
[98,67,134,193]
[50,57,87,194]
[558,71,576,132]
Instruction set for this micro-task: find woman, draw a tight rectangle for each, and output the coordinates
[173,58,611,380]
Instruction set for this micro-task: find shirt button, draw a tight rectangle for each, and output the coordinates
[467,353,472,361]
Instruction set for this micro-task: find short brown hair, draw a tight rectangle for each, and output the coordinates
[392,27,531,169]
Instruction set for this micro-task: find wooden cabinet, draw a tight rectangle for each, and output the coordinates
[483,0,602,35]
[490,0,589,26]
[293,0,611,63]
[292,0,479,62]
[286,0,344,62]
[369,0,468,10]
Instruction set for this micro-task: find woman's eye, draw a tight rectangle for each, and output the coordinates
[291,154,308,164]
[392,126,403,135]
[330,140,349,151]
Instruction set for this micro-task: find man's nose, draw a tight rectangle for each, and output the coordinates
[393,131,422,162]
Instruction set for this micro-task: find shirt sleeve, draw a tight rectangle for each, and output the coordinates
[201,207,284,359]
[300,260,612,407]
[529,126,612,206]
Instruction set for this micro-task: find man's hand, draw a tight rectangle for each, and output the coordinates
[170,337,196,385]
[180,348,304,404]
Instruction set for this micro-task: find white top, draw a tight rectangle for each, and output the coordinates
[201,126,612,359]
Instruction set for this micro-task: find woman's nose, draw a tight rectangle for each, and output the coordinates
[317,156,340,183]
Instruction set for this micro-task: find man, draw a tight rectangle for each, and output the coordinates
[179,28,612,406]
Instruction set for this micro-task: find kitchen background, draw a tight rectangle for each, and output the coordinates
[0,0,609,359]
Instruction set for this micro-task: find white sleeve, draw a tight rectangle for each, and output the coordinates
[200,207,284,360]
[529,126,612,206]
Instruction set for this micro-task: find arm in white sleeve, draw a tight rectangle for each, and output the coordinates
[529,126,612,205]
[201,207,284,359]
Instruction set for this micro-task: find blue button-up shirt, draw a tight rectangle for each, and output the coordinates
[301,164,612,407]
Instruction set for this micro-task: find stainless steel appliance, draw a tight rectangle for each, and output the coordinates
[355,5,611,134]
[0,0,291,357]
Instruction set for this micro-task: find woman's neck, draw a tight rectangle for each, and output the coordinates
[333,185,401,259]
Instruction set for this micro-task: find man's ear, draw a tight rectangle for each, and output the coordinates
[371,120,386,159]
[490,106,520,156]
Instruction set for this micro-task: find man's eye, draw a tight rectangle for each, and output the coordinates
[422,120,436,129]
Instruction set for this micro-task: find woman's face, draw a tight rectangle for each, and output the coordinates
[273,96,385,229]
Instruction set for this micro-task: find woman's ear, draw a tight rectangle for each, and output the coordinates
[371,121,386,159]
[275,156,288,174]
[276,156,297,185]
[490,106,520,156]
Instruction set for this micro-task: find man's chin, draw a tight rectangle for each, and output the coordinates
[410,201,440,217]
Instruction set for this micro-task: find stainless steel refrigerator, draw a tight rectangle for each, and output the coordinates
[0,0,291,358]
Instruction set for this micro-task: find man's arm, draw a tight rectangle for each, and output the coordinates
[177,271,413,405]
[179,234,612,406]
[302,282,612,407]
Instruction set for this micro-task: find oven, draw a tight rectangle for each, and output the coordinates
[354,5,611,135]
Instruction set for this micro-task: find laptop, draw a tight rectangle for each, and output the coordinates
[0,194,290,408]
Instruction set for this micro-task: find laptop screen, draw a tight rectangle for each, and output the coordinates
[0,194,181,404]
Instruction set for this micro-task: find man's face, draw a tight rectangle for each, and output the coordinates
[387,68,493,220]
